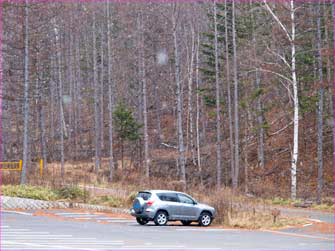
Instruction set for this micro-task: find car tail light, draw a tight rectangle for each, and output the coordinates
[146,200,155,206]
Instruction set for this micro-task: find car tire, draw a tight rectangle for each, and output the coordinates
[136,217,148,225]
[198,212,212,227]
[181,220,192,226]
[154,211,168,226]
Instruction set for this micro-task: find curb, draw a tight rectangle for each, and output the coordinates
[1,196,129,214]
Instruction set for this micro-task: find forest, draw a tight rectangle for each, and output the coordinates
[1,0,334,203]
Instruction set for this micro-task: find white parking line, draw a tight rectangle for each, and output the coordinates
[2,231,50,234]
[3,240,96,250]
[0,228,30,231]
[1,210,33,216]
[309,218,323,223]
[2,234,73,237]
[96,217,128,220]
[176,228,239,231]
[56,212,104,215]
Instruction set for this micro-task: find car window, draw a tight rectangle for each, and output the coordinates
[177,193,194,204]
[137,192,151,201]
[157,193,179,202]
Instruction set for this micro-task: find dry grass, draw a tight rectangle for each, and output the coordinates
[0,161,315,229]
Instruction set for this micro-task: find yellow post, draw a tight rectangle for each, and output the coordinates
[40,159,43,177]
[19,160,23,171]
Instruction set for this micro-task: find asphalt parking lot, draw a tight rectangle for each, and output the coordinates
[1,209,333,250]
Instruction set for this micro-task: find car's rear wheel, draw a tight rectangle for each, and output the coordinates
[181,220,192,226]
[136,217,148,225]
[154,211,168,226]
[198,212,212,227]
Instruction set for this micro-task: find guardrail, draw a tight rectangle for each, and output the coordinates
[0,160,43,176]
[0,160,22,171]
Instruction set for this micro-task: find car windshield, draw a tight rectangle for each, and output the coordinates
[137,192,151,201]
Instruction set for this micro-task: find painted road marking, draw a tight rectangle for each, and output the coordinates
[1,210,33,216]
[96,217,128,220]
[263,230,333,241]
[3,240,96,250]
[309,218,323,223]
[303,223,313,227]
[176,228,240,232]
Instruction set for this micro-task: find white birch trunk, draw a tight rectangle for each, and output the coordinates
[290,0,298,200]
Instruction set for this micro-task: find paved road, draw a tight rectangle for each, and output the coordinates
[1,210,333,250]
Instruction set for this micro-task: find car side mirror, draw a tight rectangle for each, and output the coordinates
[193,201,197,205]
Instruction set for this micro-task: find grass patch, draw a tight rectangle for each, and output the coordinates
[2,185,90,203]
[225,211,307,229]
[2,185,59,201]
[267,197,302,206]
[311,204,334,211]
[89,195,125,208]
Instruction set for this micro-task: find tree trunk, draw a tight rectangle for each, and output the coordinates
[53,20,65,178]
[290,0,298,200]
[21,0,30,184]
[316,0,324,205]
[36,51,47,172]
[172,5,186,190]
[187,24,196,166]
[93,11,101,173]
[225,0,234,185]
[100,28,105,155]
[213,1,222,189]
[139,12,150,179]
[195,33,202,184]
[250,0,265,169]
[232,0,240,189]
[107,0,115,182]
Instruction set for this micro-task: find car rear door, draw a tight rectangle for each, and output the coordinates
[177,193,199,220]
[157,193,181,220]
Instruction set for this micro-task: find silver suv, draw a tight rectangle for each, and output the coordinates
[130,190,215,226]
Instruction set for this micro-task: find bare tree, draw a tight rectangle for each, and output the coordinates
[93,9,101,173]
[107,0,115,181]
[225,0,234,184]
[213,1,222,189]
[232,0,240,189]
[139,11,150,179]
[264,0,299,199]
[316,0,324,205]
[172,4,186,190]
[21,0,30,184]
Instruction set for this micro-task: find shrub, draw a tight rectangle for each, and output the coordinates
[56,186,89,201]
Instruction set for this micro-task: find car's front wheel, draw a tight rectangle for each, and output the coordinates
[181,220,192,226]
[198,212,212,227]
[154,211,168,226]
[136,217,148,225]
